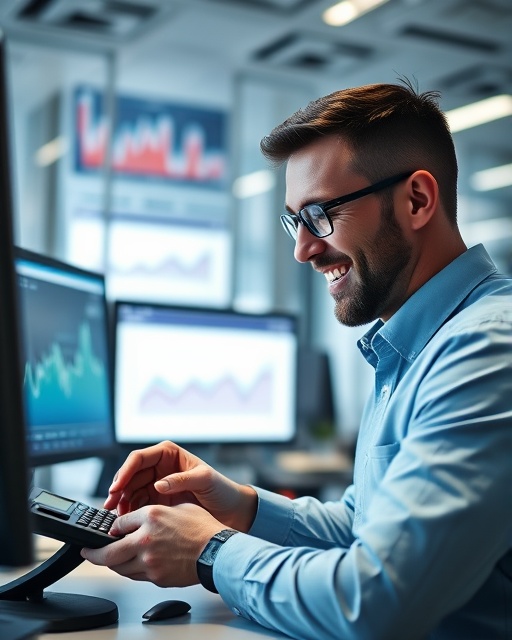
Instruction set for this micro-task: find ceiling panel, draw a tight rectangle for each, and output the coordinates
[0,0,510,209]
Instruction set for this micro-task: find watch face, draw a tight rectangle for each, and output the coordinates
[214,529,239,543]
[199,539,221,566]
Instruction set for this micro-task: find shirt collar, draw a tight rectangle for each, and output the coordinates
[358,244,497,364]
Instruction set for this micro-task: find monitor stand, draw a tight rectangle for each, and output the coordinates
[0,542,118,632]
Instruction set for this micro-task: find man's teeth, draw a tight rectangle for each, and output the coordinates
[325,267,348,283]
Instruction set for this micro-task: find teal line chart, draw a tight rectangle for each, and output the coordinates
[23,322,110,425]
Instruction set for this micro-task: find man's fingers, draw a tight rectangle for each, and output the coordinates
[108,442,177,493]
[106,467,157,509]
[109,509,146,537]
[81,509,146,566]
[81,545,146,582]
[81,537,135,567]
[154,466,212,494]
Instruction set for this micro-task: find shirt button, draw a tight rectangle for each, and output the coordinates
[381,385,390,397]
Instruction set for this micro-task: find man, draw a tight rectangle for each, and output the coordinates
[82,82,512,639]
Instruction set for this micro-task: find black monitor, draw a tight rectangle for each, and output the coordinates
[14,248,116,467]
[0,28,47,638]
[114,301,298,446]
[0,29,33,571]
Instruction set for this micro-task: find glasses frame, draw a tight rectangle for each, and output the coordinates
[281,171,414,240]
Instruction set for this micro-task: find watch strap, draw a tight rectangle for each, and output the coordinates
[196,529,239,593]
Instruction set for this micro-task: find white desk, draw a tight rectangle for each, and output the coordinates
[1,538,286,640]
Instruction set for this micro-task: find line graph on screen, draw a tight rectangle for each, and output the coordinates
[107,220,230,304]
[138,368,274,415]
[23,323,110,425]
[109,251,212,280]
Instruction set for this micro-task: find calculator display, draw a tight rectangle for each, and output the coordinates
[35,491,74,512]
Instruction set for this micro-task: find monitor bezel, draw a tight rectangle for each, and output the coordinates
[14,246,118,467]
[0,29,34,568]
[113,299,299,448]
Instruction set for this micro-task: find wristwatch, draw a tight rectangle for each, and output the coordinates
[196,529,239,593]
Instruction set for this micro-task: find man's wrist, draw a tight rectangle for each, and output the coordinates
[196,529,239,593]
[236,485,258,533]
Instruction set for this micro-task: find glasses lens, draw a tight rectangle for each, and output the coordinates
[302,205,331,237]
[280,214,298,240]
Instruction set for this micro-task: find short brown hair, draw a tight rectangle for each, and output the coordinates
[260,80,458,222]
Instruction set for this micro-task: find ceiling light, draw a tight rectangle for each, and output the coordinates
[322,0,390,27]
[232,170,276,199]
[470,162,512,191]
[445,95,512,133]
[34,136,69,167]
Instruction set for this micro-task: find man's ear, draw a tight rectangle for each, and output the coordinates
[407,170,439,231]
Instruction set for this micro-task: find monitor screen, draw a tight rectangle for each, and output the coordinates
[14,248,116,466]
[114,301,298,445]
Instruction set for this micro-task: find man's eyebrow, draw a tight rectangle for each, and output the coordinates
[284,199,316,214]
[285,194,329,214]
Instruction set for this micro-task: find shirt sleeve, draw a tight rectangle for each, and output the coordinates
[248,484,356,549]
[213,314,512,640]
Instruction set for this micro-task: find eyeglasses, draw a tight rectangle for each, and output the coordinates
[280,171,414,241]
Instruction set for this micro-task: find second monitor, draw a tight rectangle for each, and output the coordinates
[15,247,116,467]
[114,301,298,446]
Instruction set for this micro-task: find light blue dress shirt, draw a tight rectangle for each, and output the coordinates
[214,244,512,640]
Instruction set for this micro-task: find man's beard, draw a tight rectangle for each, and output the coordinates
[333,200,412,327]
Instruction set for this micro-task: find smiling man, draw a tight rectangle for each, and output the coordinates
[82,81,512,640]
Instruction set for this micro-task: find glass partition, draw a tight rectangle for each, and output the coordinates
[7,39,111,267]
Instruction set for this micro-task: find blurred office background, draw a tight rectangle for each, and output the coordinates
[1,0,511,496]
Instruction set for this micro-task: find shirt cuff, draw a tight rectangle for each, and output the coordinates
[248,487,294,545]
[212,531,270,618]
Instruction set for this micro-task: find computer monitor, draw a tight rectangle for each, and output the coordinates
[14,247,116,467]
[114,301,298,446]
[0,28,33,570]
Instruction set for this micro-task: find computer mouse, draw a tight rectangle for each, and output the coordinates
[142,599,191,621]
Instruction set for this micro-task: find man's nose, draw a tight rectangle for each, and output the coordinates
[293,224,326,263]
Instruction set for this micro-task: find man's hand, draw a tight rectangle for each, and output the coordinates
[81,503,224,587]
[105,441,257,533]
